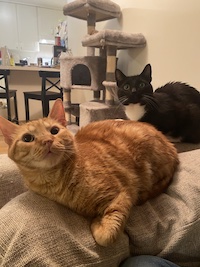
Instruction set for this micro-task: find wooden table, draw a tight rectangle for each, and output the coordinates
[0,65,60,121]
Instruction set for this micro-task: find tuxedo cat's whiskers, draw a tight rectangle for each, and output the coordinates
[112,101,128,118]
[105,89,128,115]
[142,94,159,111]
[119,95,129,105]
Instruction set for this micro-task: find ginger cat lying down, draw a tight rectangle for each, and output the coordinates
[0,99,179,247]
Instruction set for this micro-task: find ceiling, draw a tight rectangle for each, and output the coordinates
[2,0,68,10]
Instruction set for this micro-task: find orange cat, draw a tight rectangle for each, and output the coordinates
[0,99,179,247]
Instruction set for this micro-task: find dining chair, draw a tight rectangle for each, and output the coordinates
[0,69,19,124]
[23,71,63,121]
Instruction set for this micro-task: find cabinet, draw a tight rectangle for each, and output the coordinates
[0,3,39,51]
[38,8,65,44]
[0,2,65,52]
[16,5,39,51]
[0,2,18,49]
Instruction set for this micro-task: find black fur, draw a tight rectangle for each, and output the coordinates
[115,64,200,143]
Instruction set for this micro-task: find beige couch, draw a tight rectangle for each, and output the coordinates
[0,144,200,266]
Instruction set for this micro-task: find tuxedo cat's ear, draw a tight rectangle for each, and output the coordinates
[141,64,152,83]
[0,116,19,146]
[49,99,67,127]
[115,69,126,85]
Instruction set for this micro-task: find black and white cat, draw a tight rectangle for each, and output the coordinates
[115,64,200,143]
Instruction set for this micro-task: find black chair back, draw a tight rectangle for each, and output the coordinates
[0,69,10,93]
[24,71,63,121]
[0,69,19,123]
[39,71,61,91]
[39,71,62,94]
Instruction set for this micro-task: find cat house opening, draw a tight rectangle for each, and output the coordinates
[72,64,91,86]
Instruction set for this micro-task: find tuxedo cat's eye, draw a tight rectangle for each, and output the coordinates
[139,82,146,88]
[22,134,35,142]
[50,126,60,135]
[123,84,130,91]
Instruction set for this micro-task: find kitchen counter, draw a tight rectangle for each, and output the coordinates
[0,65,60,72]
[0,65,60,121]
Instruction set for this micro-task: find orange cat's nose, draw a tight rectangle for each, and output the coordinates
[42,139,53,147]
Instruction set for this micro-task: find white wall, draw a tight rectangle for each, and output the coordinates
[68,0,200,91]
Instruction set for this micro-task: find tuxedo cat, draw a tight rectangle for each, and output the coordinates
[115,64,200,143]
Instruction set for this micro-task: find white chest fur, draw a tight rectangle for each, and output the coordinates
[125,103,146,121]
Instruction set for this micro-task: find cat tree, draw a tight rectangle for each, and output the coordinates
[60,0,146,127]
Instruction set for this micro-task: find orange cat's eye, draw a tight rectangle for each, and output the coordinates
[50,126,60,135]
[22,134,35,142]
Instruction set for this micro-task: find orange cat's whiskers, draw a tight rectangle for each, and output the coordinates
[34,148,47,160]
[13,149,30,163]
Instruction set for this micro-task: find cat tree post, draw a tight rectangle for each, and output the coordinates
[87,12,96,56]
[104,45,117,105]
[63,88,71,123]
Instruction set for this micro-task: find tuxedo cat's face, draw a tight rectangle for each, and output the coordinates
[115,64,153,105]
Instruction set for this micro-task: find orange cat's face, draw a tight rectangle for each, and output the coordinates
[8,118,74,169]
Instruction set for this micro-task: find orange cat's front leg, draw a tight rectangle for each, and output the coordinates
[91,191,132,247]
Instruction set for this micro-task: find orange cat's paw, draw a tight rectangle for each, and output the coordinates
[91,217,117,247]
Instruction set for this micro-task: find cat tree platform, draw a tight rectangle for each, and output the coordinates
[79,101,127,127]
[82,30,146,49]
[63,0,121,22]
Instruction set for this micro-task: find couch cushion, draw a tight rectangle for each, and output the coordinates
[1,148,200,266]
[0,191,129,266]
[126,148,200,267]
[0,154,26,208]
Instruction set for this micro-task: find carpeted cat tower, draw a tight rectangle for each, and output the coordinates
[60,0,146,127]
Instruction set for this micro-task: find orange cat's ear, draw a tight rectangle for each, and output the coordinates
[49,99,67,127]
[0,116,19,146]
